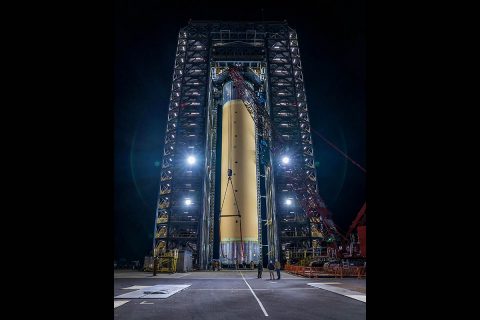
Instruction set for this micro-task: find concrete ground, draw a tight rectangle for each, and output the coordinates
[114,270,366,319]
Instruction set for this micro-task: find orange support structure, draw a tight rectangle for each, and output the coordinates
[357,225,366,257]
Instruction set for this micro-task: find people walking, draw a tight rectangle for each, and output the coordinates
[268,260,275,280]
[257,260,263,278]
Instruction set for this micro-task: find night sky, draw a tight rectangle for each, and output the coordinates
[114,0,365,261]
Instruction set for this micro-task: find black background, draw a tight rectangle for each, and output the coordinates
[5,0,459,318]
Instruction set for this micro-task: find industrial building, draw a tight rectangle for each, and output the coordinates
[153,20,355,270]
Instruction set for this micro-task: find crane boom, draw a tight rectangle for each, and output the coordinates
[227,67,346,244]
[347,202,366,236]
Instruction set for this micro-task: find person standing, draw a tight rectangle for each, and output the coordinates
[153,256,159,276]
[275,260,281,280]
[257,260,263,278]
[268,260,275,280]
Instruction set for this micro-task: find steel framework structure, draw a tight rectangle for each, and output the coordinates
[154,21,338,269]
[153,24,210,268]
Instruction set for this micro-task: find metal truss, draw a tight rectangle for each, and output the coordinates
[266,26,345,261]
[154,23,210,269]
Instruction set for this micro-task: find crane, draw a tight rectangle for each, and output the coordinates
[227,67,351,252]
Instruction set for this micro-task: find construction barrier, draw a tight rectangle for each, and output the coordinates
[284,264,366,279]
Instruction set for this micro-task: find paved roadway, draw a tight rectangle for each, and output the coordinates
[114,270,366,320]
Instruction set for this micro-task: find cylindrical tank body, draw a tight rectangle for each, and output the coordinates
[220,81,259,265]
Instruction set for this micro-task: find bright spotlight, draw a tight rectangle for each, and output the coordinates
[282,156,290,164]
[185,199,192,205]
[187,156,196,165]
[285,199,292,205]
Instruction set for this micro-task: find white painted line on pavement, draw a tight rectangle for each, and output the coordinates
[140,301,154,304]
[188,288,320,291]
[114,300,130,308]
[175,277,304,281]
[346,295,366,302]
[307,283,366,303]
[175,273,191,278]
[163,277,257,280]
[188,288,250,290]
[240,272,269,317]
[122,286,151,290]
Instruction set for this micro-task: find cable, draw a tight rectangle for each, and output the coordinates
[219,176,244,263]
[311,128,366,173]
[229,176,244,261]
[218,176,231,261]
[228,88,232,170]
[227,67,346,248]
[228,67,366,258]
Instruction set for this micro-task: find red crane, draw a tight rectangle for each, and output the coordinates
[227,67,365,257]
